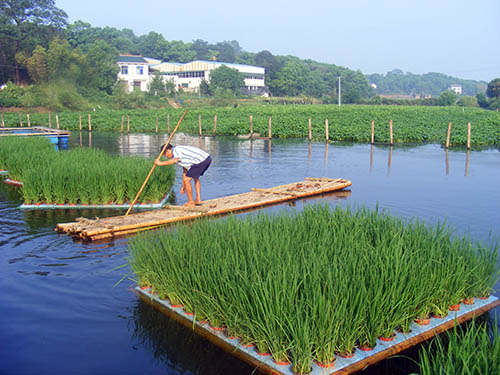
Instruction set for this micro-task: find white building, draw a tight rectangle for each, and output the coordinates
[117,55,267,95]
[449,84,462,95]
[117,55,150,92]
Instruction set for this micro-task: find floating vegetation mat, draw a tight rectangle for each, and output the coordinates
[0,136,175,206]
[128,205,500,374]
[136,287,499,375]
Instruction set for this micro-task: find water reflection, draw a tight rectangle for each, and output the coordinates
[131,300,256,375]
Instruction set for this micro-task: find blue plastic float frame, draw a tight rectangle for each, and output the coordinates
[136,286,499,375]
[20,193,170,210]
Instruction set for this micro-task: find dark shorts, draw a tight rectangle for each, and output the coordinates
[186,156,211,179]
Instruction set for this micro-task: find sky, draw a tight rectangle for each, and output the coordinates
[55,0,500,82]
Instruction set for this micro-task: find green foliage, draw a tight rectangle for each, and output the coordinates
[418,319,500,375]
[486,78,500,99]
[457,96,478,107]
[438,90,457,106]
[208,65,244,95]
[128,204,499,371]
[0,137,175,205]
[0,81,24,106]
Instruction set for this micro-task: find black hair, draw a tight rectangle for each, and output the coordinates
[160,144,173,153]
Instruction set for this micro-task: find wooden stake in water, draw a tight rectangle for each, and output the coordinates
[127,115,130,133]
[446,122,452,148]
[325,118,329,141]
[120,116,124,132]
[125,109,188,216]
[79,116,82,131]
[27,114,30,127]
[88,114,92,131]
[268,116,272,139]
[249,115,253,138]
[467,122,471,150]
[1,112,4,127]
[389,119,393,145]
[56,114,59,129]
[214,114,217,135]
[167,114,170,133]
[19,113,22,127]
[48,113,52,128]
[371,120,375,144]
[198,114,202,136]
[308,118,312,141]
[156,116,159,133]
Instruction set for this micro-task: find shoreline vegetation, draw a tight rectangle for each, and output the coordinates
[0,137,175,205]
[127,204,500,374]
[1,105,499,147]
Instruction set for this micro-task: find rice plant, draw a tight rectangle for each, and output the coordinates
[127,204,499,373]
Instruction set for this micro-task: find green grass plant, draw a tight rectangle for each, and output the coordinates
[3,105,500,146]
[0,137,175,205]
[417,318,500,375]
[127,204,500,373]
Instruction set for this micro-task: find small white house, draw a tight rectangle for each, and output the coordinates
[117,54,150,92]
[450,84,462,95]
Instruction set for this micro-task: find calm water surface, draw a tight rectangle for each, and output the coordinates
[1,132,499,375]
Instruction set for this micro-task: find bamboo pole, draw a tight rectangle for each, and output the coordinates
[214,114,217,134]
[198,114,202,136]
[56,114,59,129]
[249,115,253,138]
[120,116,124,132]
[88,114,92,132]
[79,116,82,131]
[167,114,170,133]
[27,114,30,127]
[127,115,130,133]
[156,116,159,133]
[48,113,52,128]
[125,109,188,216]
[325,118,329,141]
[1,112,4,127]
[268,116,272,139]
[445,122,452,148]
[308,118,312,141]
[19,113,22,127]
[371,120,375,144]
[467,122,471,150]
[389,119,393,145]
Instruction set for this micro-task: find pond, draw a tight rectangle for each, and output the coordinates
[1,132,499,375]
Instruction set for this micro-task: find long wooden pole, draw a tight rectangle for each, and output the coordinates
[125,109,188,216]
[467,122,471,150]
[446,122,452,148]
[371,120,375,144]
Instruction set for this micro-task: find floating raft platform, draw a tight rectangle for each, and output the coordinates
[56,177,351,241]
[136,287,499,375]
[0,126,69,147]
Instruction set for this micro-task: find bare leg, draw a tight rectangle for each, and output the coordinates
[194,178,201,204]
[183,175,194,205]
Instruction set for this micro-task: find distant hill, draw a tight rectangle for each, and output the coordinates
[366,69,487,97]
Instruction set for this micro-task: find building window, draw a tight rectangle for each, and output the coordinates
[121,66,128,74]
[137,66,143,75]
[133,81,141,87]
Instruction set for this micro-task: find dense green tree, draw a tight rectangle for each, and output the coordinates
[457,96,477,107]
[163,40,196,62]
[437,90,457,106]
[83,40,119,93]
[0,0,67,83]
[148,71,166,96]
[476,92,489,109]
[137,31,169,60]
[486,78,500,99]
[208,65,244,94]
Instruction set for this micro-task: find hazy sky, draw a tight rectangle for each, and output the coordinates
[55,0,499,82]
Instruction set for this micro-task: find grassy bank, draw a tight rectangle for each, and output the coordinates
[2,105,499,146]
[127,204,499,373]
[0,137,175,205]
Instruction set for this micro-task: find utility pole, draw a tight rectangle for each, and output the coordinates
[338,76,341,106]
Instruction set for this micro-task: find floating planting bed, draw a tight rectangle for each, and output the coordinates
[127,205,500,375]
[4,178,23,187]
[56,178,351,240]
[0,137,175,207]
[136,287,499,375]
[0,170,7,175]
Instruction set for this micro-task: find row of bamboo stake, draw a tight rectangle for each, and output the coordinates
[1,112,473,149]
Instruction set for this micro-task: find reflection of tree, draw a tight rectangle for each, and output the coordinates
[130,300,256,375]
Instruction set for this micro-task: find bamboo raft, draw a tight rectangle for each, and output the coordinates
[56,177,351,241]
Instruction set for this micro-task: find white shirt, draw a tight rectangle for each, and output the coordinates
[173,145,209,169]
